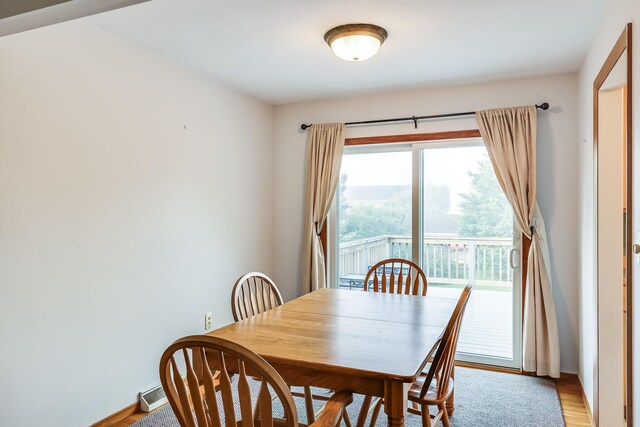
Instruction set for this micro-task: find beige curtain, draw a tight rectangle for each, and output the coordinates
[301,123,345,292]
[476,106,560,378]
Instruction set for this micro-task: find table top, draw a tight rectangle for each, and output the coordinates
[207,288,458,382]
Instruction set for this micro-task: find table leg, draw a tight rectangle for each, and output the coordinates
[446,364,455,415]
[384,380,408,427]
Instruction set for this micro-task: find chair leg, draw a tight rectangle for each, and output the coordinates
[420,405,432,427]
[343,410,353,427]
[304,386,315,423]
[439,403,450,427]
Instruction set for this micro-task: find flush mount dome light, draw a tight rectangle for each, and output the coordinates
[324,23,388,62]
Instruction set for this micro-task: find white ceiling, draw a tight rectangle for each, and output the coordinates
[82,0,607,105]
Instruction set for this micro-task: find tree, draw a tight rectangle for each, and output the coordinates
[338,174,411,242]
[457,160,512,237]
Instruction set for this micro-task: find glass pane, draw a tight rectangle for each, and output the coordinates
[422,144,514,360]
[337,151,411,290]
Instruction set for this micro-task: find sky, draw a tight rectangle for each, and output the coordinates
[340,145,491,214]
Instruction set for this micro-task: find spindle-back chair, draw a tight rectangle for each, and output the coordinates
[231,272,284,322]
[363,258,428,296]
[160,335,353,427]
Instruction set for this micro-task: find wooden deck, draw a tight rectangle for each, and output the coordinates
[428,287,513,360]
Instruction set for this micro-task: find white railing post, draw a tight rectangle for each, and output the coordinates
[467,240,476,285]
[360,242,367,274]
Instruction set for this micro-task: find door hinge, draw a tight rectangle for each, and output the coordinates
[624,404,627,421]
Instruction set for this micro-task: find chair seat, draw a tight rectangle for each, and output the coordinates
[408,372,454,405]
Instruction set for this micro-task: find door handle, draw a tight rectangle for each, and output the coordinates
[509,248,520,269]
[633,243,640,255]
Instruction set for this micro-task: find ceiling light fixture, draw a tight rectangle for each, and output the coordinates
[324,23,388,62]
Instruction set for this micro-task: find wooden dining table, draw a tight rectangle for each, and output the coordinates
[205,288,458,427]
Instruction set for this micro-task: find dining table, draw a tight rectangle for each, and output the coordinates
[205,287,459,427]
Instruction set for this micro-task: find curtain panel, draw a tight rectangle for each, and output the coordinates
[476,106,560,378]
[301,123,345,292]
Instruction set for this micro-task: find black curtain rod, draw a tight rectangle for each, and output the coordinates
[300,102,550,131]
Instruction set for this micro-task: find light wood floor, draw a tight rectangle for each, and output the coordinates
[557,375,593,426]
[108,370,593,426]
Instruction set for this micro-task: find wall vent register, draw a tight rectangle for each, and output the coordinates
[139,385,167,412]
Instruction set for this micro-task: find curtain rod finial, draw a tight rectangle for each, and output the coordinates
[537,102,550,110]
[301,124,312,130]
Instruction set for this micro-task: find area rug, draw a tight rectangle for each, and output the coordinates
[131,367,565,426]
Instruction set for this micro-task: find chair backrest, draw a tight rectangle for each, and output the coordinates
[363,258,428,296]
[231,272,284,322]
[160,335,298,427]
[420,285,472,401]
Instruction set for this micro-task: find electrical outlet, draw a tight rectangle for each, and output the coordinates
[205,312,213,330]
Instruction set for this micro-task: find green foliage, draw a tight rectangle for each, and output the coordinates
[338,174,412,242]
[457,160,513,237]
[339,179,410,242]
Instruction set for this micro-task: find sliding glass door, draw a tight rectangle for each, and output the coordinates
[333,138,522,369]
[414,140,521,368]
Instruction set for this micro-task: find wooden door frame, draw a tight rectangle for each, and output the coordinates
[593,22,633,426]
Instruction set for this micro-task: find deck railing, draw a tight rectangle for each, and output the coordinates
[339,235,513,287]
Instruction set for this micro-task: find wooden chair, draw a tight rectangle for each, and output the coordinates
[231,272,284,322]
[231,272,327,424]
[361,285,473,427]
[160,335,353,427]
[363,258,428,296]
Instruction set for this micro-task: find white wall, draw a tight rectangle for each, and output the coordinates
[273,73,580,374]
[0,22,273,425]
[577,0,640,417]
